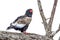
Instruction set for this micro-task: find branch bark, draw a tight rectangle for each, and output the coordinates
[0,31,41,40]
[0,31,53,40]
[59,37,60,40]
[50,24,60,37]
[46,0,58,37]
[37,0,58,38]
[48,0,58,32]
[37,0,47,31]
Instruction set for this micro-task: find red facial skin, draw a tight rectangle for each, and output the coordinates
[29,9,33,13]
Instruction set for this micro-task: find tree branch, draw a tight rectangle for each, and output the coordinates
[48,0,58,30]
[59,37,60,40]
[50,24,60,37]
[0,31,42,40]
[45,0,58,36]
[0,31,54,40]
[37,0,47,31]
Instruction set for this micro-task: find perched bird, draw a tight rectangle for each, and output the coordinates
[7,9,33,34]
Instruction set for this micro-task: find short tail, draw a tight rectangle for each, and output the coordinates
[7,26,13,30]
[7,23,14,30]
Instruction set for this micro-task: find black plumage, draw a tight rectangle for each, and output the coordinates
[7,9,33,33]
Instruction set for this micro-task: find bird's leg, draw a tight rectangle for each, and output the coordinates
[22,31,29,35]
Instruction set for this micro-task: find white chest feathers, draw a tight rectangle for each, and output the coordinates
[12,23,26,28]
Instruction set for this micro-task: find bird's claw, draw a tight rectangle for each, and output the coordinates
[23,31,29,35]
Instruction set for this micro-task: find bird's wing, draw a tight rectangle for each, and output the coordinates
[11,15,32,28]
[13,15,26,23]
[16,17,32,24]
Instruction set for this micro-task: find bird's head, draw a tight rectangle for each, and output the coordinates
[25,9,33,17]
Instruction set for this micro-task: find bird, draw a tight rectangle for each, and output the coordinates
[7,9,33,34]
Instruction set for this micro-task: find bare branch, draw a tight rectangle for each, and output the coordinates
[37,0,58,38]
[37,0,47,31]
[0,31,54,40]
[45,0,58,36]
[48,0,58,29]
[0,31,43,40]
[50,24,60,37]
[59,37,60,40]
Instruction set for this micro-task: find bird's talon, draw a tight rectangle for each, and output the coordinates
[23,31,29,35]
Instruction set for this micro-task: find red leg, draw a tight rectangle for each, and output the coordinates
[23,31,29,35]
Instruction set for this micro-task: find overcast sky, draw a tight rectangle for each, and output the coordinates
[0,0,60,40]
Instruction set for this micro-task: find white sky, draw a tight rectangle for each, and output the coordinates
[0,0,60,40]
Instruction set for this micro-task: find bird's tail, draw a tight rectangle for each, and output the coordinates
[7,25,14,30]
[7,23,14,30]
